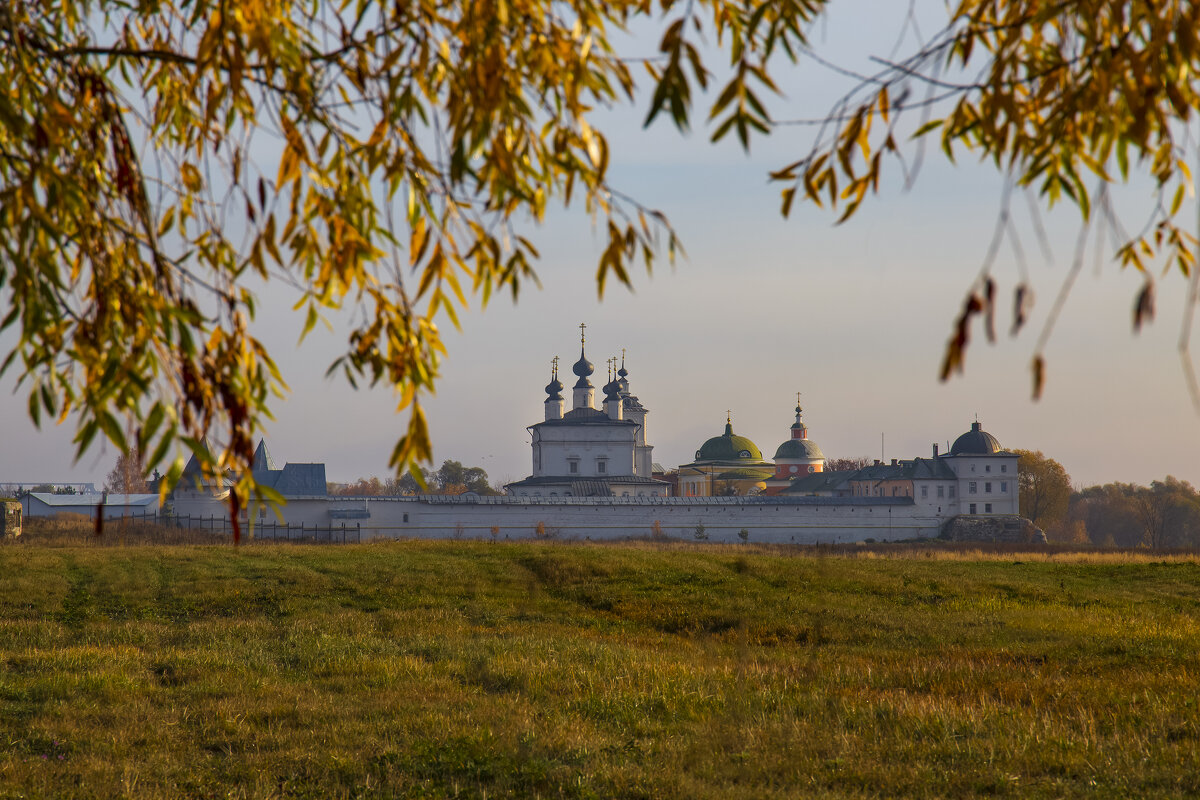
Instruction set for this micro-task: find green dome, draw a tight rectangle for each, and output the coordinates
[694,422,764,462]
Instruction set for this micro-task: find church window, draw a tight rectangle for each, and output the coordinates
[1001,465,1007,473]
[985,482,992,493]
[790,466,797,473]
[949,486,956,498]
[808,466,815,473]
[1000,481,1007,493]
[985,503,992,513]
[403,513,409,523]
[985,465,992,472]
[969,503,977,514]
[968,481,977,494]
[937,486,944,498]
[921,486,928,499]
[739,450,752,458]
[597,459,607,474]
[568,460,579,474]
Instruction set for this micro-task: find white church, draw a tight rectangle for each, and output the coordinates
[506,327,668,498]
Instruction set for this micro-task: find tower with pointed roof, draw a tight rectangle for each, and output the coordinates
[769,396,826,487]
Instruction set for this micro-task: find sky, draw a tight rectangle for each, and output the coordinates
[2,1,1199,492]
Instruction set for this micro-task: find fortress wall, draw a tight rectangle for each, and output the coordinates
[178,495,942,543]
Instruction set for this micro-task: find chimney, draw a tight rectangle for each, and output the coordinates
[891,458,898,466]
[932,443,939,457]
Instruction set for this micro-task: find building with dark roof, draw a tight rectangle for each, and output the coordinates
[780,420,1018,517]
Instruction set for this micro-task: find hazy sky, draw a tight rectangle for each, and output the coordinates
[3,2,1198,491]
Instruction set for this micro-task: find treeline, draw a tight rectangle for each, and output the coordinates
[1018,450,1200,548]
[328,460,500,497]
[1053,478,1200,548]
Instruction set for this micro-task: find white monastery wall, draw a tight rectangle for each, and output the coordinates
[174,494,943,544]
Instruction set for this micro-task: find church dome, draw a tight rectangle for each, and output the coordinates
[950,421,1002,455]
[572,348,593,378]
[695,421,764,462]
[774,439,825,460]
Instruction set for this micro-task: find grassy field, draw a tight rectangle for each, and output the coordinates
[1,537,1199,798]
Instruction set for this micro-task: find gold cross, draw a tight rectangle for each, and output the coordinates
[579,322,586,345]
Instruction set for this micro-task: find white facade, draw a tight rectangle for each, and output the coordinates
[943,454,1019,515]
[172,493,942,543]
[507,333,667,497]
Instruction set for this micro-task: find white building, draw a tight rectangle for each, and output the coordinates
[506,329,668,498]
[941,421,1020,516]
[21,492,159,520]
[784,420,1019,517]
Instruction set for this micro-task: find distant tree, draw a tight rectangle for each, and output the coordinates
[824,458,871,473]
[1071,484,1143,548]
[1058,520,1091,546]
[395,469,430,496]
[104,448,148,495]
[52,486,77,495]
[434,460,495,495]
[332,477,387,497]
[1015,450,1071,531]
[1129,478,1200,550]
[30,484,54,494]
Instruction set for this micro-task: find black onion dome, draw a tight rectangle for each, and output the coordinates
[950,421,1002,455]
[572,347,593,378]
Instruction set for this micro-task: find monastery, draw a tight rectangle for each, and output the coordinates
[165,327,1025,543]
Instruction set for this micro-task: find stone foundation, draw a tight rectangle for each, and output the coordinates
[940,514,1045,544]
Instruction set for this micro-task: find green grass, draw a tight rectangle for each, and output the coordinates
[1,540,1199,798]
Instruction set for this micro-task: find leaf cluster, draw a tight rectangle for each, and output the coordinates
[0,0,821,509]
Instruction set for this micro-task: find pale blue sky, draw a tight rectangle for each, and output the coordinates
[2,1,1198,491]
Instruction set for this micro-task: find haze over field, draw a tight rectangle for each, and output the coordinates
[2,1,1197,491]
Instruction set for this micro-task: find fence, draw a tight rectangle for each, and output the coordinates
[120,509,363,543]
